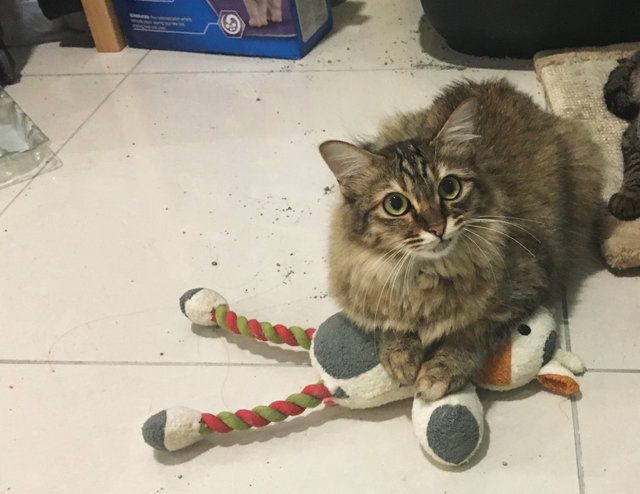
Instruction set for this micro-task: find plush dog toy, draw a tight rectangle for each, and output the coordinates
[142,288,585,466]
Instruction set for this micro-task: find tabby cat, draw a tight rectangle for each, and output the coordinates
[319,79,603,400]
[604,49,640,220]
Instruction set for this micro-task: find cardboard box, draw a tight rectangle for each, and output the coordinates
[113,0,332,59]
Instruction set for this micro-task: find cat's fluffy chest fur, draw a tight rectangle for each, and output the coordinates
[328,216,498,346]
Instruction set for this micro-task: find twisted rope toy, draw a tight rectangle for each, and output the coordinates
[212,303,316,349]
[178,291,332,440]
[199,383,332,435]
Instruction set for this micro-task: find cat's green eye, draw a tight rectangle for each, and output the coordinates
[438,176,462,200]
[383,193,410,216]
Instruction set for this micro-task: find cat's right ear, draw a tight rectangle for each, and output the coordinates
[435,98,479,145]
[319,140,376,195]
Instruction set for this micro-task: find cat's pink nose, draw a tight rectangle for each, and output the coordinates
[427,223,446,238]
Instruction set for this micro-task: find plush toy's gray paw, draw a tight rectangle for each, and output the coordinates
[412,384,484,466]
[179,288,228,326]
[425,404,481,465]
[179,288,205,316]
[313,313,379,379]
[142,407,205,451]
[142,410,170,451]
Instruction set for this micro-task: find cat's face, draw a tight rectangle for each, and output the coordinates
[321,99,492,261]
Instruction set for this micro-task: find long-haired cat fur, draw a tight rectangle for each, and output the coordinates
[319,79,603,401]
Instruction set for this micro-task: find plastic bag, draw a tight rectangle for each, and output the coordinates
[0,88,60,188]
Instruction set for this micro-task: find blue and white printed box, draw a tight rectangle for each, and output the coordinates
[114,0,332,59]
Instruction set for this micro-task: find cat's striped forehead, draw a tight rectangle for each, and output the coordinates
[382,139,447,198]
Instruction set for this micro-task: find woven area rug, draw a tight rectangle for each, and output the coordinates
[535,42,640,271]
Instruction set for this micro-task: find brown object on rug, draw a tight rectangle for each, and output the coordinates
[535,43,640,271]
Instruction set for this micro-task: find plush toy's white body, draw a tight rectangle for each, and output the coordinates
[142,289,585,467]
[307,306,584,466]
[309,313,414,409]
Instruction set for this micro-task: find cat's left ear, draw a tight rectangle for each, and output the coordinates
[435,98,479,145]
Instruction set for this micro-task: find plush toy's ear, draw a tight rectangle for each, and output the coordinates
[434,98,479,145]
[319,140,379,197]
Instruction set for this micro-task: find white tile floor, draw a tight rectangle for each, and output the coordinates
[1,2,639,493]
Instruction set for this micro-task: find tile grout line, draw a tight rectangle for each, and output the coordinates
[0,359,310,368]
[52,50,152,156]
[571,398,587,494]
[562,288,586,494]
[17,62,470,77]
[583,368,640,374]
[122,65,470,76]
[0,51,152,219]
[0,178,34,217]
[1,357,635,372]
[19,72,131,78]
[561,287,573,351]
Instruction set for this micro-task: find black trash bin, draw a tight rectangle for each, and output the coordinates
[421,0,640,58]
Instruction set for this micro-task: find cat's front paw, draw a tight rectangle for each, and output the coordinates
[608,191,640,220]
[377,330,423,385]
[380,347,422,385]
[415,360,469,401]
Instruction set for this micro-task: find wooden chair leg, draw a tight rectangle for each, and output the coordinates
[80,0,127,52]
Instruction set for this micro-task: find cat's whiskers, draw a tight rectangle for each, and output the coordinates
[476,214,543,224]
[354,238,418,314]
[470,217,541,243]
[465,223,536,258]
[353,244,406,308]
[463,228,506,266]
[462,230,504,284]
[387,249,415,323]
[373,246,414,329]
[367,243,416,347]
[461,230,500,287]
[385,248,414,317]
[402,254,415,307]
